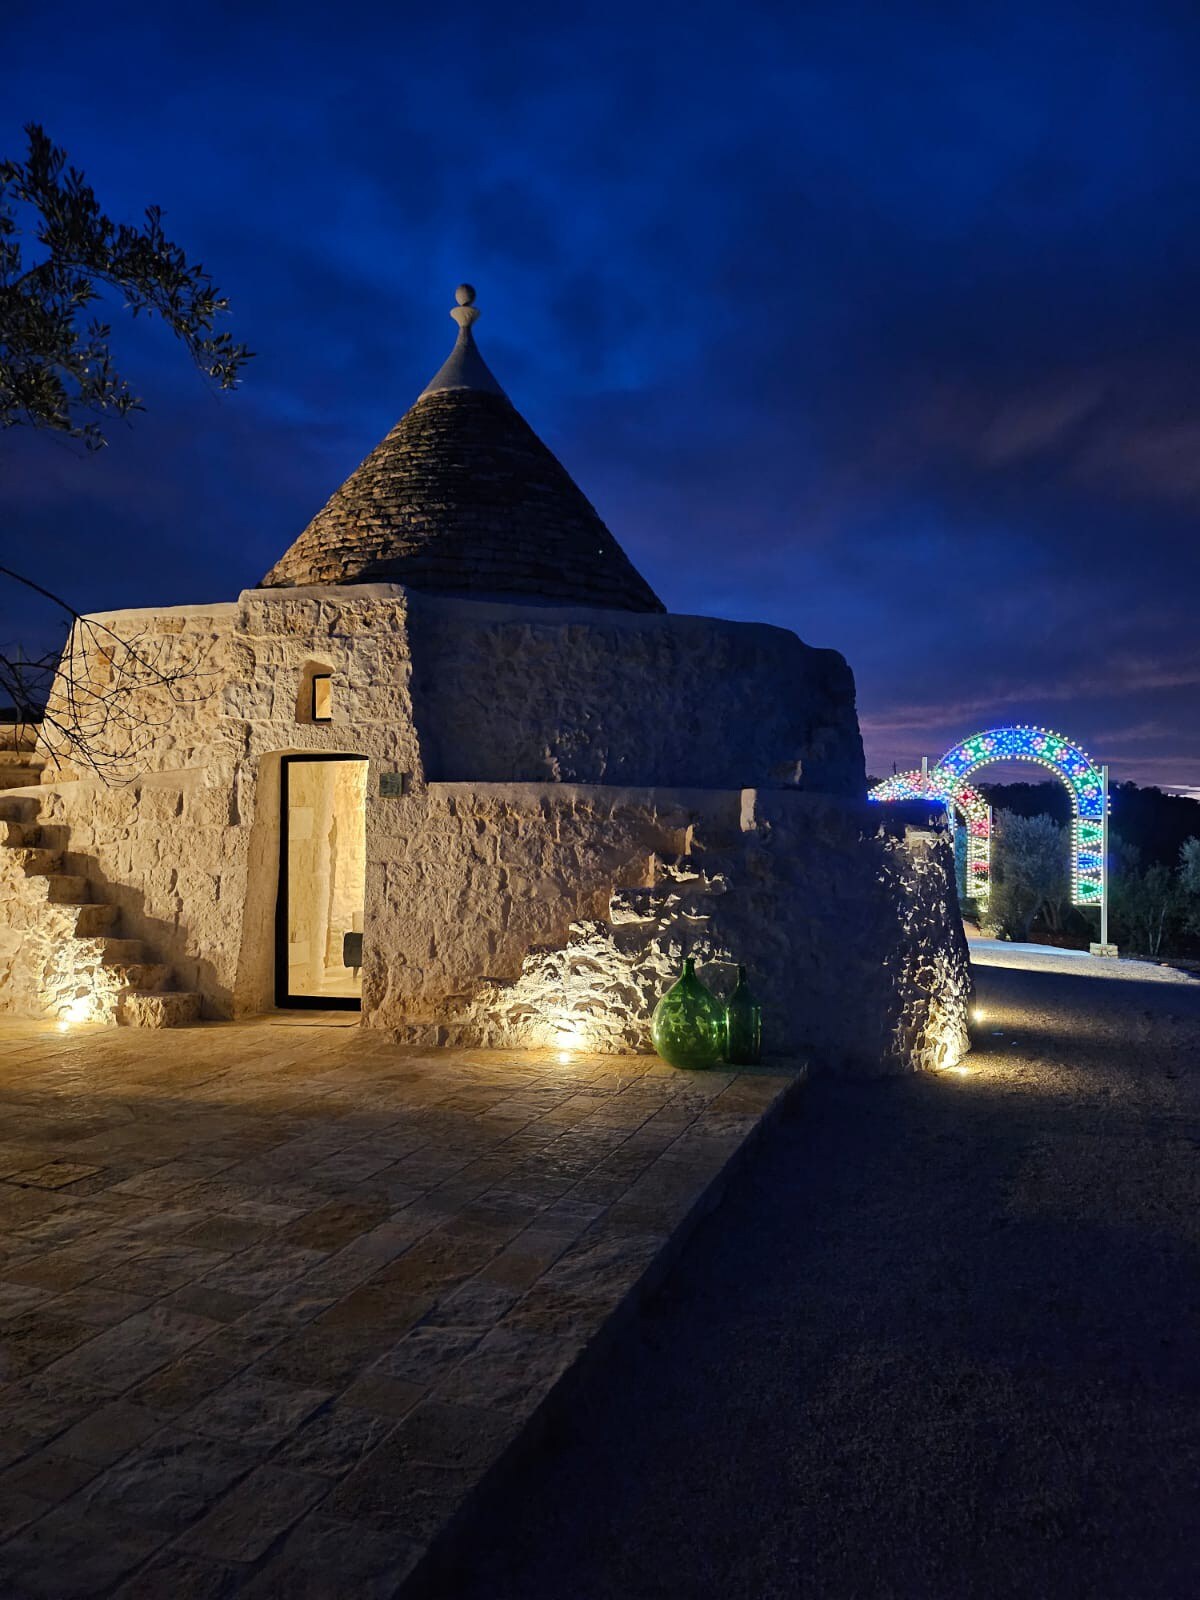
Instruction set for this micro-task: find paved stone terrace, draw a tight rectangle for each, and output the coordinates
[0,1015,795,1598]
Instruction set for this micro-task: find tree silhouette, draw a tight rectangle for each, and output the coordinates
[0,123,251,776]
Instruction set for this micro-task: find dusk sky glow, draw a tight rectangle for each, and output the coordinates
[5,1,1200,787]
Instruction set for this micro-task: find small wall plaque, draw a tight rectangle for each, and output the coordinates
[379,771,410,797]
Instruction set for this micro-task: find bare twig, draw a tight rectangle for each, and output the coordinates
[0,564,211,784]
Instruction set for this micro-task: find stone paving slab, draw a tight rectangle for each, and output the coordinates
[0,1015,799,1597]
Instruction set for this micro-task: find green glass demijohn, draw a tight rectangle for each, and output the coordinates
[651,956,726,1070]
[724,964,763,1065]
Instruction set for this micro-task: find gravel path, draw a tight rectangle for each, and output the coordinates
[971,937,1200,985]
[432,958,1200,1599]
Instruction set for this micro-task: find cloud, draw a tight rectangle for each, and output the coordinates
[889,358,1200,511]
[5,0,1200,792]
[1079,418,1200,503]
[860,651,1200,733]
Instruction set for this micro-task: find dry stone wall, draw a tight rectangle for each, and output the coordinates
[19,584,869,1025]
[365,785,972,1075]
[25,586,428,1018]
[406,593,865,795]
[13,582,969,1069]
[361,784,717,1026]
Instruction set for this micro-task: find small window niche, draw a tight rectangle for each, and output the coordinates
[298,664,335,724]
[311,674,332,723]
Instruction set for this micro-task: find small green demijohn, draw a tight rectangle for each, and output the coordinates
[724,964,763,1065]
[651,956,726,1070]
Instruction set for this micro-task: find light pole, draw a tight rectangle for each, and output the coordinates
[1091,762,1117,956]
[1101,762,1109,949]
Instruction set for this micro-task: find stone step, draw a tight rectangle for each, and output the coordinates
[120,991,202,1028]
[0,819,43,848]
[92,938,147,967]
[110,962,170,993]
[0,796,40,822]
[43,873,90,905]
[6,846,63,876]
[0,764,44,791]
[0,725,39,753]
[74,904,120,936]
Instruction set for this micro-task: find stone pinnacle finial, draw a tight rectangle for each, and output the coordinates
[417,283,505,399]
[451,283,480,332]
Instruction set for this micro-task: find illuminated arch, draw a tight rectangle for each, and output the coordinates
[868,770,992,903]
[869,725,1107,908]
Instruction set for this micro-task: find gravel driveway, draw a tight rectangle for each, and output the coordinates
[432,955,1200,1599]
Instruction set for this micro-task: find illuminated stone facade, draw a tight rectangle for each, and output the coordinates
[0,288,971,1070]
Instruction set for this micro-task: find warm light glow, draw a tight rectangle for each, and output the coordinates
[972,1006,985,1023]
[540,1016,593,1059]
[58,997,93,1026]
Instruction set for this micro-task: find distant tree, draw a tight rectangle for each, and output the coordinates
[1178,837,1200,937]
[984,811,1069,942]
[0,123,250,776]
[979,779,1072,829]
[1109,837,1180,958]
[983,779,1200,874]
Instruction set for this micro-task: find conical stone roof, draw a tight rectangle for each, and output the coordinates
[258,286,664,612]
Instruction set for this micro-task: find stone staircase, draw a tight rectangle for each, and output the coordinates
[0,723,47,791]
[0,790,201,1028]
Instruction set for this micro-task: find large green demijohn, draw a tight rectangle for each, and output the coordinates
[724,964,763,1065]
[651,957,726,1070]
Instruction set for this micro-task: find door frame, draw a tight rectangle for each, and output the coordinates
[275,753,368,1011]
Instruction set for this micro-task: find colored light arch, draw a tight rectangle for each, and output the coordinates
[868,725,1108,908]
[868,769,992,902]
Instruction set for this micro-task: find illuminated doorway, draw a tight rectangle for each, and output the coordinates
[276,754,367,1008]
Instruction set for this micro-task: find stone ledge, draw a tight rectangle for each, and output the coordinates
[119,991,203,1028]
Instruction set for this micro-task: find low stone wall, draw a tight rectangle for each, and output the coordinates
[365,783,972,1075]
[362,784,736,1026]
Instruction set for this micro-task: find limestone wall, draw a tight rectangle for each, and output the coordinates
[13,582,960,1067]
[39,587,421,787]
[24,772,246,1016]
[406,592,865,795]
[24,587,425,1018]
[361,783,725,1025]
[363,783,972,1075]
[39,584,862,802]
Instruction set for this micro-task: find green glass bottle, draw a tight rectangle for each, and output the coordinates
[724,965,762,1065]
[651,957,726,1070]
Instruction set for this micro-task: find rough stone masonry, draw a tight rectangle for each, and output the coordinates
[0,285,972,1071]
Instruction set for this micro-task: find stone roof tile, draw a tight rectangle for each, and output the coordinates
[259,286,664,612]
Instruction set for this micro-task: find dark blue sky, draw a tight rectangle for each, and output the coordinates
[5,1,1200,787]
